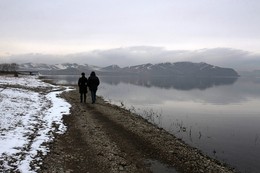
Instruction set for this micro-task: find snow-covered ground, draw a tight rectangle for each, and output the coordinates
[0,75,72,172]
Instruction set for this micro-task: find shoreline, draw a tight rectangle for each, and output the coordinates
[41,88,235,173]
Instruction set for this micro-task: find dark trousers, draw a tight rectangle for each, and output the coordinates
[90,90,97,103]
[80,93,86,103]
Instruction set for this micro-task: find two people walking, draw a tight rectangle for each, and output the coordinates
[78,71,100,104]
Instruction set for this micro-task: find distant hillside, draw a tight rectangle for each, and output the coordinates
[117,62,239,77]
[18,63,101,75]
[18,62,239,77]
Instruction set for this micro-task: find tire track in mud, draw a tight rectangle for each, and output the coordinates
[84,104,177,171]
[68,92,152,172]
[41,92,109,173]
[72,95,163,172]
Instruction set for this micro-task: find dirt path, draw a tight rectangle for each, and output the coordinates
[40,89,235,173]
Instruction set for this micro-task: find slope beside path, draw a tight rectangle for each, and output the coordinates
[0,75,71,173]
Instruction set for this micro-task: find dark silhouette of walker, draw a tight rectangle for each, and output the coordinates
[78,72,88,103]
[87,71,100,104]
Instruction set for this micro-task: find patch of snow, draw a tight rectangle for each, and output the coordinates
[158,65,167,69]
[0,76,72,173]
[91,66,102,71]
[54,64,67,70]
[199,65,210,70]
[146,64,153,70]
[0,76,54,88]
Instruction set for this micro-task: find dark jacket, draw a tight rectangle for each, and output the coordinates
[78,76,88,93]
[88,72,100,91]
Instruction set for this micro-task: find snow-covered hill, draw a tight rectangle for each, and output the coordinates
[17,62,239,77]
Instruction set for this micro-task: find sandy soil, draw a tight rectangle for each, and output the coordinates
[40,88,235,173]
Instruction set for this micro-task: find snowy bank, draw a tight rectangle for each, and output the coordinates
[0,76,72,172]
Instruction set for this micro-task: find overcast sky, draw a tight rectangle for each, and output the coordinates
[0,0,260,69]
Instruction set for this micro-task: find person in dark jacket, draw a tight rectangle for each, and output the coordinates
[88,71,100,104]
[78,72,88,103]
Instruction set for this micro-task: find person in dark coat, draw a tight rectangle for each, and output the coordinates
[78,72,88,103]
[88,71,100,104]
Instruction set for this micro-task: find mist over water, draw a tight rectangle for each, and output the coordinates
[46,75,260,173]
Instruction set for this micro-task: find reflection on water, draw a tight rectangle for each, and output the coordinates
[43,75,260,173]
[42,75,238,90]
[101,76,238,90]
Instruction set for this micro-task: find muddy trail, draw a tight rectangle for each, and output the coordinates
[40,89,234,173]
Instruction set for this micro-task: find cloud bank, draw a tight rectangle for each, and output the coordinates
[1,46,260,71]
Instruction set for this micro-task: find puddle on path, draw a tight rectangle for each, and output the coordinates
[146,159,179,173]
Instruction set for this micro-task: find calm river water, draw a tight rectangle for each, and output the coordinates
[45,75,260,173]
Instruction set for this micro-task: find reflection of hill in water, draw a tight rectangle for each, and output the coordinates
[100,76,238,90]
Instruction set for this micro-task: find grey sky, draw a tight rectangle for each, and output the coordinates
[0,0,260,69]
